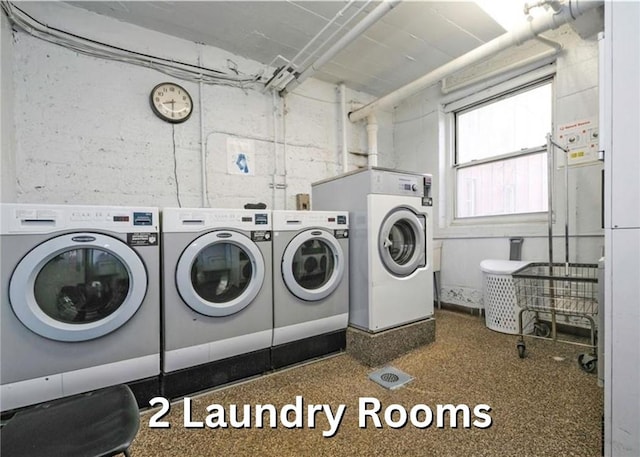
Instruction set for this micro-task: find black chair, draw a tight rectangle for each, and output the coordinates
[1,384,140,457]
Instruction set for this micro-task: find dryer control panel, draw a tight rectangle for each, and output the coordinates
[370,169,430,198]
[162,208,272,233]
[0,203,159,234]
[272,210,349,231]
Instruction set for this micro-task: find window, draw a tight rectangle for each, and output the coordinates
[454,81,552,219]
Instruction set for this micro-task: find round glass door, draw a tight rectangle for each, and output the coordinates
[35,249,129,324]
[9,233,147,342]
[282,230,344,302]
[176,231,264,317]
[379,208,426,277]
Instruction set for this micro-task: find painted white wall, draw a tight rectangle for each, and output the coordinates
[602,2,640,455]
[394,25,604,311]
[1,12,16,202]
[9,3,393,210]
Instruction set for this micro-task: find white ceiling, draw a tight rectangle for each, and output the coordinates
[67,1,509,96]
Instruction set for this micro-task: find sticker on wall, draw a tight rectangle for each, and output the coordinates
[557,118,599,167]
[227,138,255,176]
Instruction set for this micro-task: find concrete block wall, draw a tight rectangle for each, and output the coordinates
[1,12,16,203]
[6,2,393,210]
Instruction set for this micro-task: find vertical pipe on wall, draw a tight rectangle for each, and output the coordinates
[272,90,279,210]
[282,96,288,209]
[339,84,349,173]
[546,133,554,268]
[564,147,570,274]
[366,114,378,167]
[198,51,208,207]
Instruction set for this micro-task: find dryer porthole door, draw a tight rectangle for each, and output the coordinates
[282,229,345,302]
[378,208,426,277]
[176,231,265,317]
[8,233,148,342]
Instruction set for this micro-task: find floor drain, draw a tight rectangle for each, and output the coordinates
[369,366,413,390]
[380,373,400,383]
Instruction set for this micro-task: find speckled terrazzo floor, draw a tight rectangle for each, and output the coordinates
[133,309,603,457]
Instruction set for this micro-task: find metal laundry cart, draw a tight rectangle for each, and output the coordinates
[513,262,598,371]
[514,134,599,373]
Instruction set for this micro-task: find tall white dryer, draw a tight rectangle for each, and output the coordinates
[272,210,349,368]
[0,203,161,412]
[161,208,272,399]
[312,167,434,332]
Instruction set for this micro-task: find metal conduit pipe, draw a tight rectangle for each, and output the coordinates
[282,96,289,210]
[535,34,564,51]
[281,0,401,96]
[198,50,208,207]
[295,1,372,71]
[266,0,360,91]
[272,90,279,210]
[349,0,603,122]
[339,84,349,173]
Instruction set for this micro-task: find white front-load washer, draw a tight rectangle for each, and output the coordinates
[0,203,161,412]
[312,167,434,332]
[272,210,349,368]
[161,208,272,399]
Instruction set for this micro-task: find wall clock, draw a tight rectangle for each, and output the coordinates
[149,82,193,123]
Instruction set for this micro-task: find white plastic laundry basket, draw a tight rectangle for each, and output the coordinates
[480,260,534,334]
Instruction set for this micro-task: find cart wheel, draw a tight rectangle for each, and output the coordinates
[578,353,597,374]
[517,341,526,359]
[534,322,551,338]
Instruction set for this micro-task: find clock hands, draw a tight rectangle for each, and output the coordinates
[162,99,182,118]
[151,83,193,123]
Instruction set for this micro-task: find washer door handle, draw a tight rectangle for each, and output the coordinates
[72,235,97,243]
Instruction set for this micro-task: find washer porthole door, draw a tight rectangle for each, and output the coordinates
[8,233,147,342]
[176,231,264,317]
[282,229,344,302]
[379,209,426,277]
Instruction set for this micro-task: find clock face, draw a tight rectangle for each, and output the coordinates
[150,82,193,123]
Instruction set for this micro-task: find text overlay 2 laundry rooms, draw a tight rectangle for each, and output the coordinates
[148,396,493,437]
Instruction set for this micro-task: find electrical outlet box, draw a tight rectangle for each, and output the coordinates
[296,194,310,210]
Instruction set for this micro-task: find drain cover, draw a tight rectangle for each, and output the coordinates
[369,366,413,390]
[381,373,400,383]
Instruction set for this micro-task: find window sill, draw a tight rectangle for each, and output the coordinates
[437,213,550,239]
[451,211,549,226]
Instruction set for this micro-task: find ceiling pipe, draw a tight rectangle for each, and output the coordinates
[280,0,401,96]
[349,0,603,123]
[525,0,563,15]
[440,48,558,94]
[263,1,366,93]
[294,1,371,71]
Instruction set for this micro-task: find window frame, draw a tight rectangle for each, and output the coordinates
[445,75,555,224]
